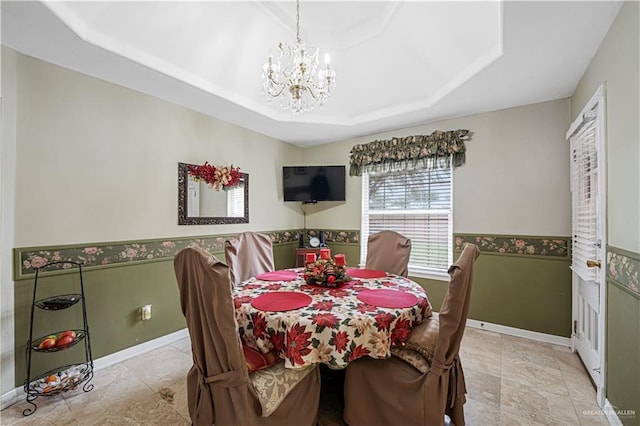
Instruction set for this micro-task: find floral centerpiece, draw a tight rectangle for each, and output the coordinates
[187,162,242,191]
[303,252,351,288]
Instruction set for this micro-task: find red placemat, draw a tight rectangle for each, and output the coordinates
[346,268,387,279]
[251,292,312,312]
[255,270,299,281]
[357,289,418,308]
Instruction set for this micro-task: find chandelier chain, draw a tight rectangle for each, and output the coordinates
[296,0,301,43]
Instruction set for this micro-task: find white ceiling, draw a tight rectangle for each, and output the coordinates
[1,1,623,147]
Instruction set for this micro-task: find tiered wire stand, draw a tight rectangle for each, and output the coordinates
[23,261,94,416]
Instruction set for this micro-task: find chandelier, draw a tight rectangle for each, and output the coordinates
[261,0,336,114]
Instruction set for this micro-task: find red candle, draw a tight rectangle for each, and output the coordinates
[305,252,316,264]
[334,254,346,266]
[320,248,331,260]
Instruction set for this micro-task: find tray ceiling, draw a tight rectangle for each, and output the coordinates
[1,1,623,146]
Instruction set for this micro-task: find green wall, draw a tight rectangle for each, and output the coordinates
[606,246,640,424]
[334,235,572,337]
[14,260,185,386]
[415,250,572,337]
[607,282,640,424]
[323,242,360,270]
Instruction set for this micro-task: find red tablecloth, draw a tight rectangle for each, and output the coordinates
[233,269,431,369]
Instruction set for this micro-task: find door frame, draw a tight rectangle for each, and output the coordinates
[566,83,607,406]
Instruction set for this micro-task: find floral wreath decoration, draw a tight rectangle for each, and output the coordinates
[304,255,351,288]
[187,162,242,191]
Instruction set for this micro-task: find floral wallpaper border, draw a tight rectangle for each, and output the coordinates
[15,230,301,279]
[454,234,570,259]
[15,229,362,279]
[17,231,576,279]
[607,246,640,297]
[306,229,360,244]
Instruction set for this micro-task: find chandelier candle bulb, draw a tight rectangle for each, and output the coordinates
[334,254,345,266]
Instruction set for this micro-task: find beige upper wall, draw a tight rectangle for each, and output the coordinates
[13,53,304,247]
[304,99,572,237]
[570,0,640,253]
[299,138,361,229]
[1,47,18,402]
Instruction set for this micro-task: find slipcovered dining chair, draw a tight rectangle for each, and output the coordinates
[365,230,412,277]
[174,246,321,426]
[225,231,275,285]
[344,243,480,426]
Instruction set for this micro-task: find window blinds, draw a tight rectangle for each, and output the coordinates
[226,184,245,217]
[570,121,598,282]
[361,167,453,273]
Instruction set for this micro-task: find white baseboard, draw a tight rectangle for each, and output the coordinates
[465,317,572,347]
[429,312,572,348]
[604,399,624,426]
[579,399,628,425]
[92,328,189,371]
[1,328,189,410]
[0,389,17,412]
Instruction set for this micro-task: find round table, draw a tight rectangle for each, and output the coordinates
[232,268,432,369]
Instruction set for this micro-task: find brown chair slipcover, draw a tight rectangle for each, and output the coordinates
[344,243,480,426]
[174,246,320,426]
[225,232,275,285]
[365,230,412,277]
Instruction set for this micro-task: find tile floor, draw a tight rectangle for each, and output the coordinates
[1,327,611,425]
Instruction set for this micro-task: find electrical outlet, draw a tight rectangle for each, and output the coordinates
[141,304,152,320]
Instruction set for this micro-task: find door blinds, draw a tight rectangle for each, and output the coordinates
[226,184,245,217]
[570,118,598,282]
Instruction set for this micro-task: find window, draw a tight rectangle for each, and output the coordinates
[570,114,598,283]
[226,183,245,217]
[360,166,453,278]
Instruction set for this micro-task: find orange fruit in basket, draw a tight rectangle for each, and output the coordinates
[45,375,57,384]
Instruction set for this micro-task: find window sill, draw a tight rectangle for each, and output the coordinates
[407,269,450,282]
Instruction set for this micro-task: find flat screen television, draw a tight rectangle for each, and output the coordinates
[283,165,346,202]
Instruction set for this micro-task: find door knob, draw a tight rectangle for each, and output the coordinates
[586,260,601,268]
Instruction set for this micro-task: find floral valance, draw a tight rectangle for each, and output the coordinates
[349,129,470,176]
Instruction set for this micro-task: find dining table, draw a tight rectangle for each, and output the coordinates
[232,267,432,369]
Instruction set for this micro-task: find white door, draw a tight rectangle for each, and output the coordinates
[567,85,606,406]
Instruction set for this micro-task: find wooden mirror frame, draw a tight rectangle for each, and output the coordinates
[178,162,249,225]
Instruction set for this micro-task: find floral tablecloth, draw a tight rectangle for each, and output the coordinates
[233,269,432,369]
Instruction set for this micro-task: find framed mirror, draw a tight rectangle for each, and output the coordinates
[178,162,249,225]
